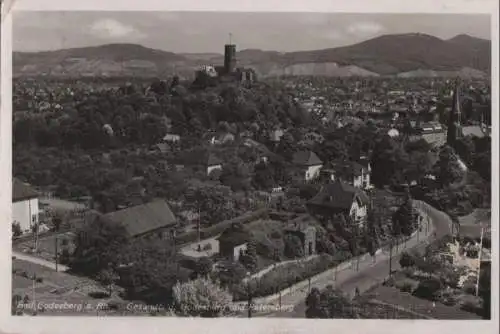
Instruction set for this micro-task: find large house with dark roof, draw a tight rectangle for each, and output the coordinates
[102,199,177,239]
[307,180,370,227]
[12,178,40,232]
[292,150,323,182]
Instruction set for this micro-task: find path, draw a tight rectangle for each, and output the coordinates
[12,251,69,272]
[257,201,452,318]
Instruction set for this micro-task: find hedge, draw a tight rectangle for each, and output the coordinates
[232,254,343,301]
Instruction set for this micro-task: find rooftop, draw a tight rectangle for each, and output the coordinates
[12,178,39,202]
[102,199,177,237]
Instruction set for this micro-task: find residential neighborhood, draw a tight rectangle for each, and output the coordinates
[10,11,493,322]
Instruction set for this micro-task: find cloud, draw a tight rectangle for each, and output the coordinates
[346,22,385,36]
[89,19,144,39]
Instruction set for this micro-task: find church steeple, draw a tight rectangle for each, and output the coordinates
[446,80,462,148]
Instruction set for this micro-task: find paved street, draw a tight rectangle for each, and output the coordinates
[259,201,452,318]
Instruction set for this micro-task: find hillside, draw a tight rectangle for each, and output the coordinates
[13,33,491,78]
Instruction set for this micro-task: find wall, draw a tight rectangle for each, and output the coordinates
[349,199,367,226]
[353,175,363,188]
[233,243,248,262]
[305,164,322,181]
[12,198,39,232]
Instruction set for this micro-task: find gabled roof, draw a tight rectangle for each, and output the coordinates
[102,199,177,237]
[207,153,223,166]
[461,126,485,138]
[12,178,39,202]
[292,150,323,167]
[308,180,369,211]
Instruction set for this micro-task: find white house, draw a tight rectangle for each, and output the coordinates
[292,150,323,182]
[12,178,40,233]
[308,180,370,228]
[206,154,223,176]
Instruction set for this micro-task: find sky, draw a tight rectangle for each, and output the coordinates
[12,11,492,53]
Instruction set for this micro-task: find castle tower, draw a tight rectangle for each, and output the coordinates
[224,34,237,74]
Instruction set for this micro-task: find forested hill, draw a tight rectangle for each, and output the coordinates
[13,33,490,78]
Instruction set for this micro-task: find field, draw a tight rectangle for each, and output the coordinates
[365,285,482,320]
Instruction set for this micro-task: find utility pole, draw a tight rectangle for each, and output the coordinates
[247,279,253,318]
[55,236,58,272]
[388,238,393,277]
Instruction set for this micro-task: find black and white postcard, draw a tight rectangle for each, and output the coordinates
[1,1,498,334]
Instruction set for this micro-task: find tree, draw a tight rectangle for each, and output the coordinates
[305,287,324,318]
[12,222,22,238]
[118,238,188,303]
[195,257,214,278]
[399,251,416,268]
[284,234,304,259]
[172,277,232,317]
[11,294,22,315]
[96,268,119,296]
[478,263,491,319]
[70,215,129,276]
[240,240,258,272]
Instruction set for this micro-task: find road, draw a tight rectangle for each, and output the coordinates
[12,251,69,272]
[259,201,452,318]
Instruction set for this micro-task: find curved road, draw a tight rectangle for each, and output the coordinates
[261,201,452,318]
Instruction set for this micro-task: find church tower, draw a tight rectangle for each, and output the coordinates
[446,81,463,148]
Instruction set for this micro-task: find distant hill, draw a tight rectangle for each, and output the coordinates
[13,33,491,78]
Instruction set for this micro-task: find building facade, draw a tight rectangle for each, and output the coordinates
[12,179,40,233]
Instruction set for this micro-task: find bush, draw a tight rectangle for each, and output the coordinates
[458,294,482,313]
[399,252,416,268]
[395,278,419,293]
[233,254,336,300]
[12,222,22,238]
[412,278,442,301]
[284,233,304,259]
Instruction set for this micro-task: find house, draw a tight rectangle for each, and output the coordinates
[102,199,177,239]
[163,133,181,143]
[270,129,284,143]
[307,180,370,227]
[217,223,252,262]
[12,178,40,233]
[284,221,316,257]
[321,160,371,190]
[206,153,223,176]
[292,150,323,181]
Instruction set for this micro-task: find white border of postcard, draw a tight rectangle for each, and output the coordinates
[1,0,499,334]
